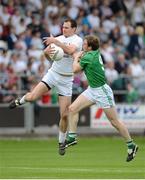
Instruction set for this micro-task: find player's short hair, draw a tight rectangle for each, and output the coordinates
[84,35,100,50]
[64,19,77,28]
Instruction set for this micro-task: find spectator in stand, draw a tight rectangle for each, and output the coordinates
[24,28,32,49]
[30,30,44,49]
[131,0,145,26]
[11,8,22,28]
[120,19,133,47]
[15,18,26,36]
[105,60,119,87]
[126,81,139,103]
[6,26,18,50]
[109,25,121,44]
[139,50,145,70]
[0,48,10,66]
[100,40,115,63]
[44,0,59,22]
[129,56,144,78]
[87,8,100,32]
[0,5,10,26]
[48,16,61,36]
[0,63,18,103]
[7,0,15,15]
[127,28,141,58]
[28,0,42,12]
[9,53,27,74]
[129,56,145,98]
[115,54,128,74]
[102,15,117,35]
[100,0,113,18]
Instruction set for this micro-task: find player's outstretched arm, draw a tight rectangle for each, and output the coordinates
[43,36,77,55]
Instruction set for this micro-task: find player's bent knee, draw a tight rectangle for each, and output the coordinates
[69,105,77,114]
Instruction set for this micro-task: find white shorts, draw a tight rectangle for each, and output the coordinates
[42,69,73,96]
[82,84,115,108]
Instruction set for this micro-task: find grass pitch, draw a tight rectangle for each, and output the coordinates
[0,137,144,179]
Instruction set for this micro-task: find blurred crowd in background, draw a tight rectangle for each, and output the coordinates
[0,0,145,104]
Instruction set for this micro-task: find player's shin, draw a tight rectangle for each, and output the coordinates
[66,113,79,147]
[68,113,79,133]
[59,131,67,143]
[19,95,27,104]
[58,117,68,155]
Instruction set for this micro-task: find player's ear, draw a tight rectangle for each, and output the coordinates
[73,27,77,32]
[88,46,92,51]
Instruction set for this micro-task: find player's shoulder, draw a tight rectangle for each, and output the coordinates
[83,51,94,59]
[56,35,65,40]
[70,34,83,43]
[81,52,88,60]
[88,50,100,55]
[85,51,92,55]
[74,34,83,40]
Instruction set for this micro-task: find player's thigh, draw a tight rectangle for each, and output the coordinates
[29,82,49,99]
[57,76,73,96]
[96,84,115,108]
[69,94,94,114]
[103,106,118,121]
[58,96,71,116]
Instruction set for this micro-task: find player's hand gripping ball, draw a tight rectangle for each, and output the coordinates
[50,44,64,61]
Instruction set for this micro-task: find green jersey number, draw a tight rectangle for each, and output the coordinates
[99,55,105,71]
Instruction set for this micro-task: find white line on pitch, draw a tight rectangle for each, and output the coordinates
[0,166,145,173]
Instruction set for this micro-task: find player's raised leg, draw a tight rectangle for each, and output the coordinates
[9,82,49,109]
[66,94,94,147]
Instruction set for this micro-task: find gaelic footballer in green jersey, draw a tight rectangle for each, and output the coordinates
[66,35,138,162]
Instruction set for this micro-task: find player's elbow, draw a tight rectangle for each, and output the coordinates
[69,104,77,114]
[66,49,75,55]
[73,67,79,73]
[73,65,81,73]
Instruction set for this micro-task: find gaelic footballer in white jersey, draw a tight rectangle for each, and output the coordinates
[9,19,83,157]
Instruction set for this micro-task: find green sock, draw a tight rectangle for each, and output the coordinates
[127,140,135,149]
[67,133,77,142]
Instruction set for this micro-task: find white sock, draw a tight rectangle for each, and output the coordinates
[20,95,26,105]
[59,131,67,143]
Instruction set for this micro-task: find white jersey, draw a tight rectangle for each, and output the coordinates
[50,34,83,75]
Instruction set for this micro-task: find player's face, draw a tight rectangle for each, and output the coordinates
[83,39,89,51]
[62,22,76,37]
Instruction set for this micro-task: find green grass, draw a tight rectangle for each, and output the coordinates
[0,137,144,179]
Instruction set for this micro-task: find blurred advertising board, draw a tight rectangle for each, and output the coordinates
[91,104,145,129]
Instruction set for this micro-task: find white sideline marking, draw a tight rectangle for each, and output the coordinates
[0,166,145,173]
[1,179,145,180]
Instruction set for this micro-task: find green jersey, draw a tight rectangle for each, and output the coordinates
[80,50,106,88]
